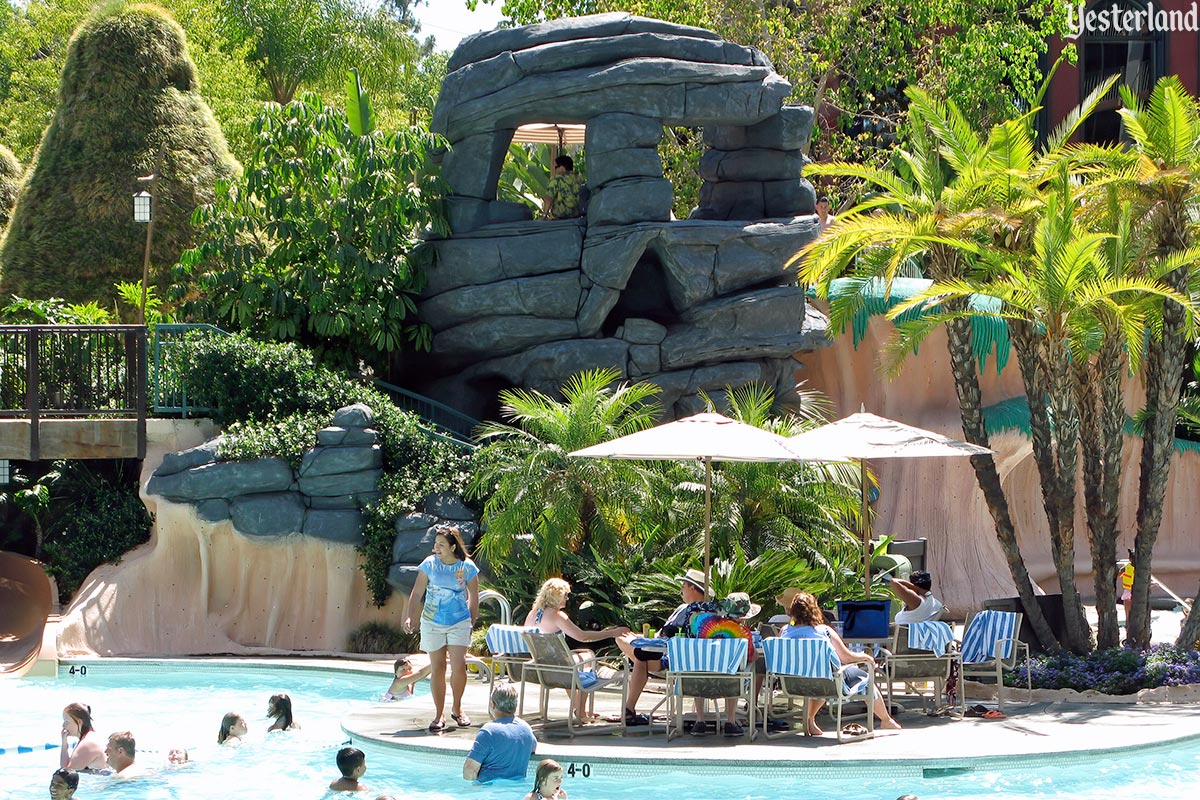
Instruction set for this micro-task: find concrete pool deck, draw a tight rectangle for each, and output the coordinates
[341,674,1200,779]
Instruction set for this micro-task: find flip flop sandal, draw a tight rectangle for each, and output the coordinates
[982,709,1007,719]
[623,708,650,726]
[965,704,988,717]
[842,723,869,736]
[450,712,472,727]
[428,719,447,733]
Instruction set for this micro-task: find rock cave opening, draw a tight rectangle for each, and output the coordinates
[601,249,675,337]
[468,375,514,424]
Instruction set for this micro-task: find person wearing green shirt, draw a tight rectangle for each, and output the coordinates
[541,155,585,219]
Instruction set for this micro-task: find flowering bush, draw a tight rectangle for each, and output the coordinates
[1009,646,1200,694]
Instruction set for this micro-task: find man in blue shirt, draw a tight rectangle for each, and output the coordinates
[463,683,536,782]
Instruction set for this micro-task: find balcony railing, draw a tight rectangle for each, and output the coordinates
[0,325,147,459]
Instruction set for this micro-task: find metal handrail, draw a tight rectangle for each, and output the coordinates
[357,374,479,447]
[478,589,512,626]
[152,323,229,417]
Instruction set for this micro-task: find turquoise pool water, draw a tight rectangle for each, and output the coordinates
[2,662,1199,800]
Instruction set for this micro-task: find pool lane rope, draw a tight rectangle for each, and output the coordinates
[0,743,60,755]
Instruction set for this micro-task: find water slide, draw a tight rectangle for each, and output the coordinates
[0,551,53,678]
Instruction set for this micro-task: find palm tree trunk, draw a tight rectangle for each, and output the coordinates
[1077,338,1125,649]
[1177,589,1200,648]
[1132,263,1190,648]
[944,315,1060,651]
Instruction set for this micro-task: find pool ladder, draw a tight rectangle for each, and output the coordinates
[467,590,512,683]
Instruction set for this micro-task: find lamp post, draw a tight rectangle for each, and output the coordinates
[132,145,165,325]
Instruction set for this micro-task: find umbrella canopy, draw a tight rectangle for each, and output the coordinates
[512,123,587,147]
[570,412,804,593]
[785,412,992,595]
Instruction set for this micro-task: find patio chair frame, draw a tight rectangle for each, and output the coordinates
[485,623,534,715]
[520,631,629,738]
[882,623,962,715]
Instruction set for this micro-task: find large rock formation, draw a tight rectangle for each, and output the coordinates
[416,13,829,419]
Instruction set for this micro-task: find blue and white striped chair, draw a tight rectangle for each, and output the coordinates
[761,636,874,742]
[664,637,755,741]
[959,610,1031,711]
[883,621,959,714]
[485,624,536,714]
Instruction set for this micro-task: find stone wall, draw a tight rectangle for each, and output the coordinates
[417,13,830,419]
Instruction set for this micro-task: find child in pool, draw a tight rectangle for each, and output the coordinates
[524,759,567,800]
[167,748,189,765]
[329,747,369,792]
[383,656,430,700]
[267,693,299,732]
[218,712,248,744]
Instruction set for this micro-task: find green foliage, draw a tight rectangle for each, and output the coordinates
[174,93,448,370]
[0,3,240,305]
[113,282,176,326]
[345,620,418,654]
[0,295,111,324]
[41,460,152,603]
[0,142,20,232]
[218,413,325,468]
[469,368,663,578]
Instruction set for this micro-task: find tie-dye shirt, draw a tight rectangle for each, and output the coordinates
[418,555,480,625]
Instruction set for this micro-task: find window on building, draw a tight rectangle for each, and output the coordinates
[1078,0,1163,144]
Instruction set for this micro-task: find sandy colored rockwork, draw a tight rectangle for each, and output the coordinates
[56,420,406,656]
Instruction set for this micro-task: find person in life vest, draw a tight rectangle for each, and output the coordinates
[1119,548,1135,631]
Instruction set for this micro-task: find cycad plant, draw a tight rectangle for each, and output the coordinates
[1115,76,1200,648]
[468,368,662,579]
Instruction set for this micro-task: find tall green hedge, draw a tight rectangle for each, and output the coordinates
[0,143,20,234]
[0,3,239,303]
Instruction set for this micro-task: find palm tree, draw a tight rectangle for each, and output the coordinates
[1116,76,1200,648]
[467,368,662,579]
[793,88,1062,650]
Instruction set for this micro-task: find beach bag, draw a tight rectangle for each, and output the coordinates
[836,599,891,639]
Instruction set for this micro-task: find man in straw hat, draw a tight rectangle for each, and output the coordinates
[615,568,713,726]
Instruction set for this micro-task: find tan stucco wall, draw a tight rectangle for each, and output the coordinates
[797,311,1200,617]
[57,419,407,656]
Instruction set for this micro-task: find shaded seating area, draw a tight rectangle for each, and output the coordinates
[521,631,628,737]
[761,637,874,743]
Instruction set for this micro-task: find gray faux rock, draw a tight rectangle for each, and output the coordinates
[440,129,516,199]
[587,177,673,226]
[307,494,371,510]
[446,197,533,233]
[587,146,663,188]
[297,469,383,498]
[194,498,230,522]
[425,222,584,295]
[147,458,293,501]
[314,426,378,447]
[229,492,306,538]
[432,316,579,365]
[629,344,661,375]
[622,318,668,344]
[395,512,440,532]
[331,404,375,429]
[386,563,422,594]
[763,178,816,217]
[661,286,809,369]
[420,272,582,331]
[302,509,364,545]
[585,112,664,154]
[424,493,476,521]
[316,427,348,447]
[156,438,221,476]
[699,148,806,182]
[298,444,382,477]
[704,105,814,151]
[455,338,629,394]
[392,527,434,565]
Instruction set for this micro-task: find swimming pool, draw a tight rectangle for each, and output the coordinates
[3,661,1200,800]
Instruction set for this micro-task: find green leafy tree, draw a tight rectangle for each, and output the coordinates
[173,91,448,369]
[218,0,416,105]
[468,368,663,579]
[0,4,239,305]
[0,466,61,559]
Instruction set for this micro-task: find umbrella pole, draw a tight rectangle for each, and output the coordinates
[704,457,712,597]
[861,458,870,598]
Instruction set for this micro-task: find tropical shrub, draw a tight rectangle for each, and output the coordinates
[174,90,448,371]
[0,142,20,233]
[0,4,239,304]
[345,621,416,655]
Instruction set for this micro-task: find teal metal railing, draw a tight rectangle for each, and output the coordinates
[356,375,479,448]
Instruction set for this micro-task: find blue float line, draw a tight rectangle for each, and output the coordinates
[0,743,60,755]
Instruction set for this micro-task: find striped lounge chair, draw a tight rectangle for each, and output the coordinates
[664,637,755,741]
[761,636,874,742]
[959,610,1031,711]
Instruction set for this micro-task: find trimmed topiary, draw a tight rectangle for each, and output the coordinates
[0,3,239,304]
[0,143,20,234]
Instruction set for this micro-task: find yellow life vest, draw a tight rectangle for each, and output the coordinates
[1121,562,1135,590]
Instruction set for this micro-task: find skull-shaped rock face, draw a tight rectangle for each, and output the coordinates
[417,14,828,420]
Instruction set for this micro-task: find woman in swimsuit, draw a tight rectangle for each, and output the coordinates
[524,578,629,722]
[524,759,568,800]
[59,703,107,771]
